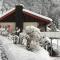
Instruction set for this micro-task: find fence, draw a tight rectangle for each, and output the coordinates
[40,32,60,56]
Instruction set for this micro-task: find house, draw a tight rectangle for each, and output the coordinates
[0,5,52,32]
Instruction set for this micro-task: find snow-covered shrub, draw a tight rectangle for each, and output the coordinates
[24,26,42,50]
[2,30,9,36]
[19,32,29,46]
[12,35,19,44]
[24,26,41,42]
[39,36,51,48]
[7,33,13,40]
[40,36,59,56]
[0,27,5,35]
[0,27,9,36]
[19,25,58,56]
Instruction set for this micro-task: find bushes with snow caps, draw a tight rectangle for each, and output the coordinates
[19,26,50,51]
[23,26,42,50]
[9,25,59,57]
[19,32,29,46]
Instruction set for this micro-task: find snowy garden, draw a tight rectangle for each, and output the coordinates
[0,0,60,60]
[0,25,60,60]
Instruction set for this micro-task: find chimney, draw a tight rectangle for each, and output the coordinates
[15,4,24,32]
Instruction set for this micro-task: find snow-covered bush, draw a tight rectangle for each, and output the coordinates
[40,36,59,56]
[2,30,9,36]
[24,26,42,42]
[19,32,29,46]
[39,36,51,48]
[12,34,19,44]
[24,26,42,50]
[19,26,59,56]
[0,27,9,36]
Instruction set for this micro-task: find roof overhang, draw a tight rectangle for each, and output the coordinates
[23,9,52,21]
[0,7,52,24]
[0,8,15,20]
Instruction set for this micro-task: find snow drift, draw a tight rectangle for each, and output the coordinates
[0,35,54,60]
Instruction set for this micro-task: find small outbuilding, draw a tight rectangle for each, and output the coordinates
[0,5,52,32]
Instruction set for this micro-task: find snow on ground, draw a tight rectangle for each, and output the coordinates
[3,44,52,60]
[0,50,2,60]
[0,35,57,60]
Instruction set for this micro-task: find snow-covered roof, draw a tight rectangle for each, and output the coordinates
[23,9,52,22]
[0,8,15,18]
[0,7,52,22]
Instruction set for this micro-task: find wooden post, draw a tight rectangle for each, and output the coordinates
[45,24,47,31]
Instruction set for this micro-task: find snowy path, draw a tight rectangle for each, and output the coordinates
[0,35,59,60]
